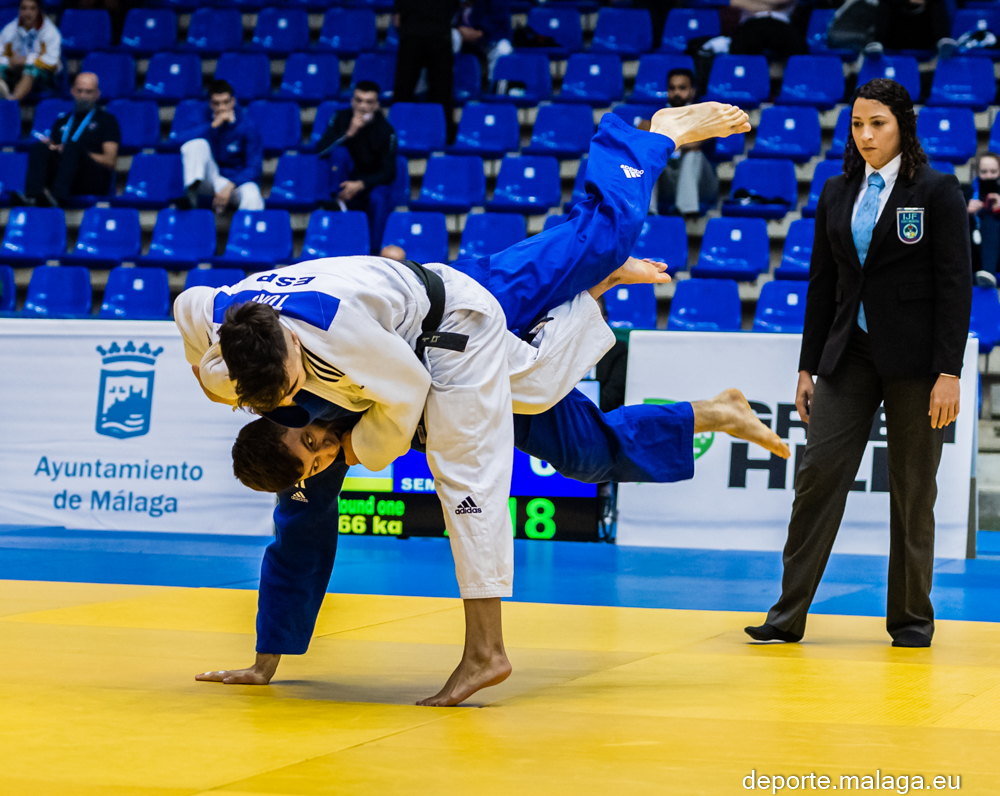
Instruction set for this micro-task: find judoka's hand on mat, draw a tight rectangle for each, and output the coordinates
[650,102,751,147]
[196,653,280,685]
[588,257,670,300]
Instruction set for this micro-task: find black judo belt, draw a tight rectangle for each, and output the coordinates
[399,259,469,360]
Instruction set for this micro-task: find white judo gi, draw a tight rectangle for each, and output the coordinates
[174,256,613,599]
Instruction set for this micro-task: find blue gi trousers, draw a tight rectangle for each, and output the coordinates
[257,114,696,654]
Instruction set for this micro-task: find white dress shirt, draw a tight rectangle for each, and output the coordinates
[851,152,901,226]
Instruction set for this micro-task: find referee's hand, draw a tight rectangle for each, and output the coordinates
[795,370,814,424]
[929,375,960,429]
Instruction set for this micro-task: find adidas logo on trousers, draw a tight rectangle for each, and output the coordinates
[455,496,482,515]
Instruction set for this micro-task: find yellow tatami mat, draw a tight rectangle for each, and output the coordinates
[2,579,999,795]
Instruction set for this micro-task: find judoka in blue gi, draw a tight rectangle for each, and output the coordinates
[181,103,786,706]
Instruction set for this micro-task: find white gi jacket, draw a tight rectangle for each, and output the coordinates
[0,16,61,73]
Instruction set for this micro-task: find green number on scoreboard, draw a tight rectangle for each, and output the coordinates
[509,497,517,536]
[524,498,556,540]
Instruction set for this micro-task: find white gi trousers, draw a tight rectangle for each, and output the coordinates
[180,138,265,211]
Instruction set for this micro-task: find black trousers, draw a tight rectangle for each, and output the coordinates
[25,140,113,200]
[730,17,809,57]
[766,328,944,640]
[393,33,456,143]
[876,0,951,51]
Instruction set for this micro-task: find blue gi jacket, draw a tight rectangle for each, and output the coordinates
[179,107,263,187]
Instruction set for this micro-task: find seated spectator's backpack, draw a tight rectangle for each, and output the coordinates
[826,0,878,50]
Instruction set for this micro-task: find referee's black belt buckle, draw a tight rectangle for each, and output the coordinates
[419,332,469,353]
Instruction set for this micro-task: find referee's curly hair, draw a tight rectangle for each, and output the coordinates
[843,78,928,182]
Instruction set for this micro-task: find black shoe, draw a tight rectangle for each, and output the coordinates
[184,180,201,210]
[36,188,60,208]
[891,630,931,648]
[9,191,31,207]
[744,623,802,643]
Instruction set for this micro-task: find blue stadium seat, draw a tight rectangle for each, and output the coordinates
[410,155,486,213]
[458,213,526,259]
[163,99,210,151]
[774,218,815,281]
[183,8,243,55]
[345,53,396,103]
[391,154,409,208]
[987,114,1000,153]
[62,208,142,268]
[524,6,583,57]
[753,280,807,333]
[929,160,955,175]
[119,8,177,55]
[806,8,857,60]
[351,0,393,12]
[215,210,294,270]
[722,159,797,220]
[612,103,661,129]
[708,132,745,162]
[487,155,561,214]
[113,153,183,209]
[0,99,18,148]
[0,151,26,205]
[659,10,720,54]
[251,7,309,55]
[277,53,341,103]
[750,106,821,162]
[107,99,161,153]
[184,268,247,290]
[591,7,653,58]
[631,54,695,103]
[666,278,741,331]
[565,155,588,213]
[141,209,217,270]
[691,218,769,280]
[802,159,842,218]
[60,9,111,56]
[0,264,13,312]
[917,107,977,164]
[559,54,624,105]
[523,103,594,159]
[632,216,688,276]
[391,102,446,157]
[604,284,657,329]
[267,154,327,211]
[248,100,302,156]
[449,103,520,159]
[22,266,92,318]
[306,100,348,151]
[776,55,844,109]
[857,55,921,102]
[928,57,995,110]
[81,53,135,100]
[98,267,170,320]
[543,215,568,231]
[971,286,1000,354]
[142,53,203,102]
[1,208,66,266]
[453,53,482,105]
[318,8,377,55]
[952,8,1000,59]
[300,210,370,259]
[486,53,550,107]
[215,53,272,102]
[705,55,770,108]
[382,211,449,264]
[24,98,72,147]
[827,105,851,159]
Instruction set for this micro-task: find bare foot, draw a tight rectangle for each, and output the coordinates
[195,653,280,685]
[589,257,671,300]
[651,102,751,147]
[694,388,791,459]
[416,652,512,707]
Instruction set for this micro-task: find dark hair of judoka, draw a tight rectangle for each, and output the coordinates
[232,418,302,493]
[844,78,926,182]
[219,302,289,414]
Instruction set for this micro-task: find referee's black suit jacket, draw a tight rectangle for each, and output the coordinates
[800,163,971,380]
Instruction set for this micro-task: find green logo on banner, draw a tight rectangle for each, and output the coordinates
[643,398,714,459]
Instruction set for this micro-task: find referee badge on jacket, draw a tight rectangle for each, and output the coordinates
[897,208,924,244]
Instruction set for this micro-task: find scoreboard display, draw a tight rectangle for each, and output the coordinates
[338,449,600,542]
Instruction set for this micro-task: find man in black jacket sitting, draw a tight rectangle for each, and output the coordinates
[314,80,398,254]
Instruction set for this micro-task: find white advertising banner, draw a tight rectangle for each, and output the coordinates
[618,332,978,559]
[0,319,274,534]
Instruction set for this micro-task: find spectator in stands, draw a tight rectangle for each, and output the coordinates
[655,69,718,219]
[458,0,513,81]
[965,152,1000,285]
[729,0,809,57]
[179,79,264,213]
[0,0,62,102]
[393,0,460,143]
[314,80,398,255]
[380,244,407,261]
[16,71,118,207]
[866,0,955,59]
[66,0,134,46]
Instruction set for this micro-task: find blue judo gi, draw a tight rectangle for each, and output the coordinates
[257,115,696,654]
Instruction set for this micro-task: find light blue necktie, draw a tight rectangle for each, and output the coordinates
[852,172,885,332]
